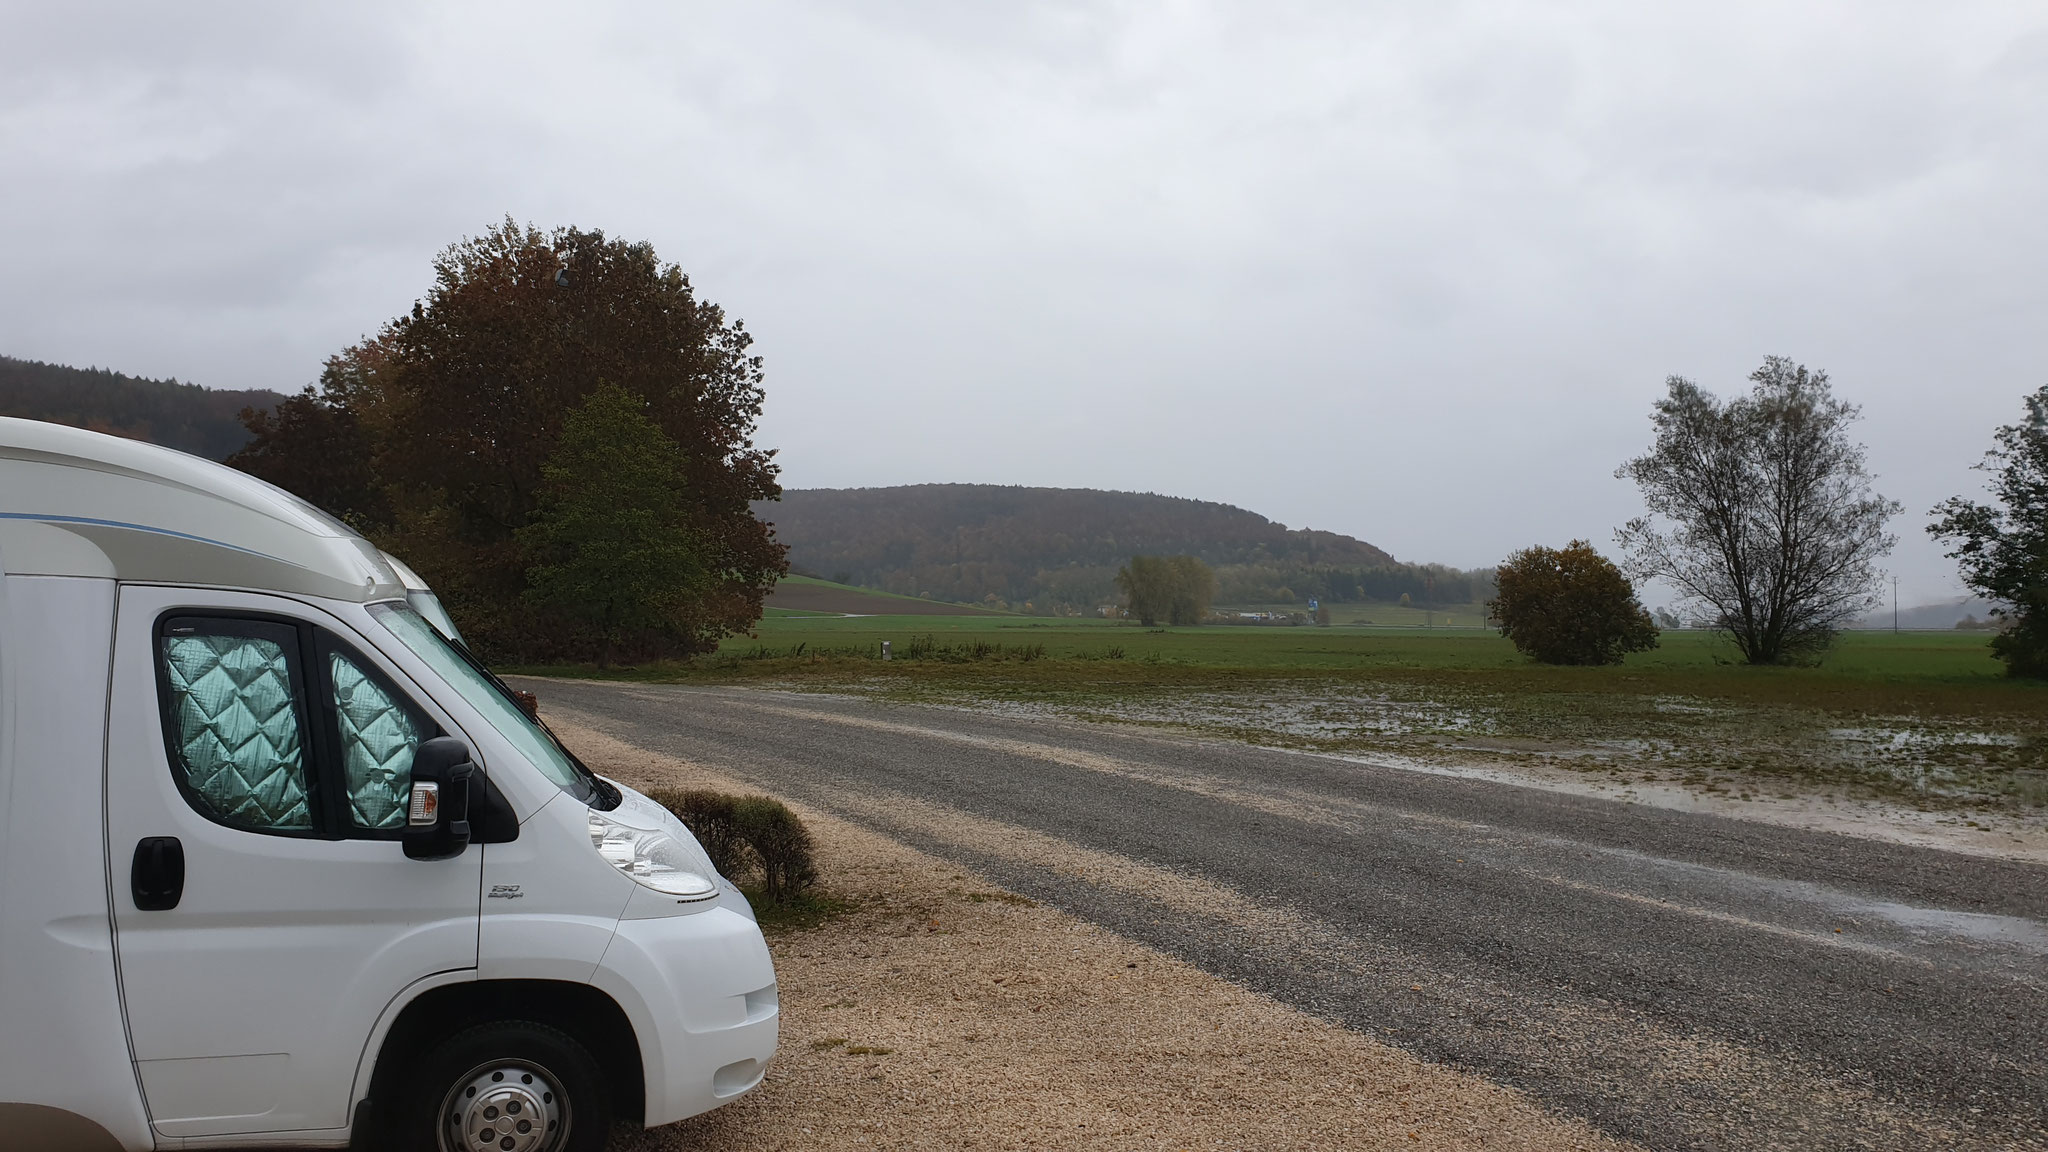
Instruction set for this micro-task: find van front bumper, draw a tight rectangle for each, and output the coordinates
[594,889,779,1128]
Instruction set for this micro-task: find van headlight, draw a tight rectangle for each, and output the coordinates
[587,810,719,899]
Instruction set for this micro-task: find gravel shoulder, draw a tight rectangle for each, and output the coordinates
[558,721,1635,1152]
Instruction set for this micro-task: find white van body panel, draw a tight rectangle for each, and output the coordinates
[596,904,779,1126]
[478,792,636,982]
[468,789,780,1126]
[0,575,153,1151]
[0,417,397,602]
[340,968,480,1129]
[0,418,780,1146]
[107,585,485,1140]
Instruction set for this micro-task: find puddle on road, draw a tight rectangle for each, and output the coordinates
[1840,899,2048,954]
[1587,846,2048,963]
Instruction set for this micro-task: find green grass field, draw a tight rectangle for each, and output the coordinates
[714,613,2008,682]
[512,615,2044,810]
[517,612,2035,720]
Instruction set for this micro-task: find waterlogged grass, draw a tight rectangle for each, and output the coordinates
[510,617,2046,810]
[988,679,2048,809]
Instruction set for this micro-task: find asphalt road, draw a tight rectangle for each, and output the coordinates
[519,679,2048,1151]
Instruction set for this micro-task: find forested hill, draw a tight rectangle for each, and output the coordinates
[758,484,1483,610]
[0,356,282,461]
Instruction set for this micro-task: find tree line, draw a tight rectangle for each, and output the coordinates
[1219,561,1493,607]
[759,483,1448,611]
[0,355,282,461]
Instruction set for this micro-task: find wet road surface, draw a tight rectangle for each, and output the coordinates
[518,679,2048,1151]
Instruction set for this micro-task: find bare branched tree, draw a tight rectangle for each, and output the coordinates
[1615,357,1900,664]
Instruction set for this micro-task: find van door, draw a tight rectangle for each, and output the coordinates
[105,586,483,1139]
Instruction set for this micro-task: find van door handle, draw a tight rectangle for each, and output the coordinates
[131,836,185,911]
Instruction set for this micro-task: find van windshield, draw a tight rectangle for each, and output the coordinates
[370,602,603,805]
[405,590,466,646]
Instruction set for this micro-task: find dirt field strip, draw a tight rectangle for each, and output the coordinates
[764,581,1002,617]
[553,720,1637,1152]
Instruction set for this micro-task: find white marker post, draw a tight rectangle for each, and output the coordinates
[881,640,892,661]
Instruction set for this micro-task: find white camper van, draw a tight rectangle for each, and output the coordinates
[0,418,778,1151]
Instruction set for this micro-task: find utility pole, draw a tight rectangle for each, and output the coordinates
[1892,575,1899,634]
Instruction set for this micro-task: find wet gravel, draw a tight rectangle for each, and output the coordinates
[521,679,2048,1152]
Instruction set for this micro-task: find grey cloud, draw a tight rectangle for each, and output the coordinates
[2,0,2044,602]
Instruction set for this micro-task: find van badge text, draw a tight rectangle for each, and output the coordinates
[488,885,523,899]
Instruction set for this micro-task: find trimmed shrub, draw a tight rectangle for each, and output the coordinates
[648,787,818,905]
[733,795,817,903]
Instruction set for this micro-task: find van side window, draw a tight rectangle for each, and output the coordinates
[159,625,314,832]
[328,651,421,831]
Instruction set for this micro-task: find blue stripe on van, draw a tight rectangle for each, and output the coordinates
[0,512,278,560]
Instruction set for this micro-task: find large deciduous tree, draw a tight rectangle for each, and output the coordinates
[1616,357,1899,665]
[230,219,786,661]
[1928,384,2048,678]
[1490,540,1658,665]
[1115,555,1217,626]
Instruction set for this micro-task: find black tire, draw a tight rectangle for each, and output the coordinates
[391,1019,612,1152]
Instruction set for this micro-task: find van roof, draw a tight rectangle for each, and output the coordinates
[0,417,402,602]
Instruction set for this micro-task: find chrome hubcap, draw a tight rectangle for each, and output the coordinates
[440,1061,567,1152]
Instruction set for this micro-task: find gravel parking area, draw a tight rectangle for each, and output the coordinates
[559,721,1634,1152]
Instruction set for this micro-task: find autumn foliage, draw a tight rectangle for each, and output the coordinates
[1490,541,1659,666]
[229,219,786,662]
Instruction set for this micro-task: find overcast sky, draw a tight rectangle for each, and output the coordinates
[4,1,2044,604]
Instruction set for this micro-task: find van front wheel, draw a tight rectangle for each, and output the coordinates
[395,1020,612,1152]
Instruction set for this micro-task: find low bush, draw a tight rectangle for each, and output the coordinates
[895,634,1045,662]
[648,787,818,905]
[733,795,818,902]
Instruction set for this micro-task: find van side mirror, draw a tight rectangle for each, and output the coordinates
[404,737,475,861]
